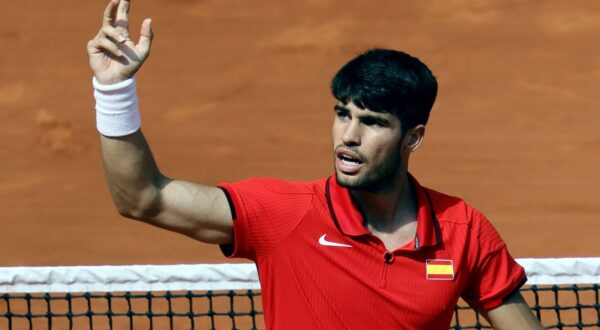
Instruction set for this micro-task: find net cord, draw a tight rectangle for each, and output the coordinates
[0,258,598,294]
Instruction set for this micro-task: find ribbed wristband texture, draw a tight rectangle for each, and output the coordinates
[93,76,141,137]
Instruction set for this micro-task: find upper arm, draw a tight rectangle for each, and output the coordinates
[480,291,544,330]
[461,211,528,310]
[99,132,234,244]
[218,179,316,260]
[140,178,234,245]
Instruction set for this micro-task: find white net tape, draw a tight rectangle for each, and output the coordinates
[0,264,259,293]
[518,258,600,285]
[0,258,598,293]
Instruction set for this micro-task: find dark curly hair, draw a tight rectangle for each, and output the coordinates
[331,49,438,131]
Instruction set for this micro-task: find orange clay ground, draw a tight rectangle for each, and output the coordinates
[0,0,599,267]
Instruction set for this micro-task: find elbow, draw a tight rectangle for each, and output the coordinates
[114,203,146,220]
[111,186,163,220]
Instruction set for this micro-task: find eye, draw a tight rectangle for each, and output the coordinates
[335,109,350,120]
[361,117,385,127]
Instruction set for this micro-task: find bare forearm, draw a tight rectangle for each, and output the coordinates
[100,130,167,218]
[482,292,544,330]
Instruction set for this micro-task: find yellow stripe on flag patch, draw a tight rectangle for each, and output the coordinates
[426,264,453,275]
[426,259,454,280]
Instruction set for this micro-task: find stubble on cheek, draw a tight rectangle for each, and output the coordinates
[335,146,403,192]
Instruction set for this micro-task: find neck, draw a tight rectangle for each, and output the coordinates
[350,172,417,234]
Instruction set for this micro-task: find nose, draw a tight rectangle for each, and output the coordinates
[342,119,361,146]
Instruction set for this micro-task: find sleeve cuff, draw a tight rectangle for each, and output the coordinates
[477,270,528,311]
[217,183,251,260]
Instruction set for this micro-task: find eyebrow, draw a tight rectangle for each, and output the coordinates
[333,105,392,125]
[333,105,348,112]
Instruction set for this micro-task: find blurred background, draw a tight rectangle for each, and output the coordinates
[1,0,599,266]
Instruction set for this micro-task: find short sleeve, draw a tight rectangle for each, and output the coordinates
[461,211,527,311]
[217,178,314,261]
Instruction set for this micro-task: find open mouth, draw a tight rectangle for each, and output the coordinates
[339,154,361,165]
[336,149,363,174]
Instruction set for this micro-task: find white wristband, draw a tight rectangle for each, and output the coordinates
[92,76,141,137]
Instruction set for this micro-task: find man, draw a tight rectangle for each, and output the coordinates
[87,0,544,328]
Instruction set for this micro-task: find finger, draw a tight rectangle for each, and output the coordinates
[115,0,131,31]
[100,25,128,43]
[136,18,153,57]
[88,37,123,57]
[102,0,120,28]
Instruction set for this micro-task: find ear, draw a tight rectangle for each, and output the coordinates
[404,125,425,153]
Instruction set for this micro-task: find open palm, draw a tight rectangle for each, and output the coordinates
[87,0,152,85]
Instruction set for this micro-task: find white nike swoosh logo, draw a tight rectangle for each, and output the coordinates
[318,234,352,247]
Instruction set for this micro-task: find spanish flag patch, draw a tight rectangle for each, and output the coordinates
[426,259,454,280]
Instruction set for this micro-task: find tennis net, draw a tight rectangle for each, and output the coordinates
[0,258,598,329]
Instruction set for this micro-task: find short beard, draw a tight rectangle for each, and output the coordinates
[335,146,403,193]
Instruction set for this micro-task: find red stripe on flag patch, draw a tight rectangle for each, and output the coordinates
[427,259,452,266]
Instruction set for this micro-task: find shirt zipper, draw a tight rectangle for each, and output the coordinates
[380,251,394,288]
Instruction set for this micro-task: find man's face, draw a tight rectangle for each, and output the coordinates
[332,101,406,192]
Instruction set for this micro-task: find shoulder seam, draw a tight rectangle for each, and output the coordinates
[253,178,319,195]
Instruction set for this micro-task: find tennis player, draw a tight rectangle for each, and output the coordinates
[87,0,544,329]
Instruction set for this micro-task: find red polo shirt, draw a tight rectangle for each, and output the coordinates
[218,175,526,329]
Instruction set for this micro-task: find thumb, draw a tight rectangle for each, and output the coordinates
[137,18,153,57]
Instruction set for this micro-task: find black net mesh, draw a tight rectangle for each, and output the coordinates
[1,290,263,330]
[1,285,598,329]
[452,285,600,329]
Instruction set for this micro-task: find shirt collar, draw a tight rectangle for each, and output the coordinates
[325,174,441,249]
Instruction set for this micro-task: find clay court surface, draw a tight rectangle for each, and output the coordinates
[1,0,599,267]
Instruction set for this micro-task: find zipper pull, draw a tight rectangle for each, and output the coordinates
[384,251,394,264]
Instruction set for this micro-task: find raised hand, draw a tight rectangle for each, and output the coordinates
[87,0,153,85]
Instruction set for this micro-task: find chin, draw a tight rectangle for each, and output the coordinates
[335,173,359,188]
[335,171,397,192]
[335,172,373,190]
